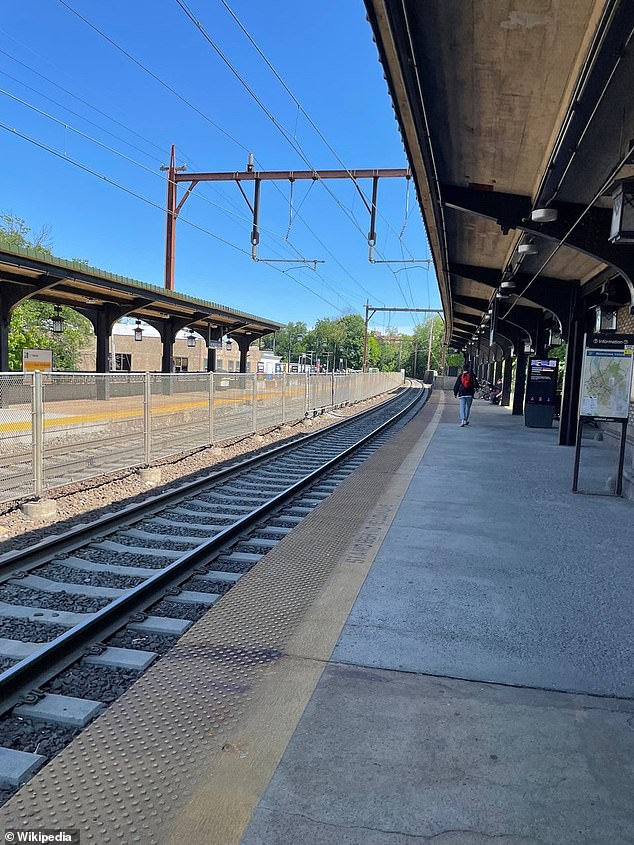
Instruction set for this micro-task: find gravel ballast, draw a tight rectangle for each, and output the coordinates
[0,391,400,552]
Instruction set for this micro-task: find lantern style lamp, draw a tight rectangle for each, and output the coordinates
[609,181,634,243]
[134,319,143,342]
[548,329,563,347]
[594,303,618,332]
[187,330,196,348]
[51,305,64,333]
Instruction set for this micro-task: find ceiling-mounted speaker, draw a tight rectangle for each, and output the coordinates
[530,208,558,223]
[518,243,538,255]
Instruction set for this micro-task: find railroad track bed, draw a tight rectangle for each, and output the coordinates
[0,387,401,546]
[0,384,425,804]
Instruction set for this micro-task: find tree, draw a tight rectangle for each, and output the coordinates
[274,321,309,363]
[8,301,92,371]
[1,213,93,370]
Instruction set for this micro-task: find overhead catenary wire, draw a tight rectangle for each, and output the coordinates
[0,121,346,313]
[0,44,167,159]
[215,0,419,260]
[57,0,251,154]
[0,80,362,311]
[172,0,407,306]
[53,0,376,308]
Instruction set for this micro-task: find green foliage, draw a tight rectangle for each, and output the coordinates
[270,313,457,375]
[1,213,93,370]
[8,301,92,371]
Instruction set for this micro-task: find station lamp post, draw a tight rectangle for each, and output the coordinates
[287,332,302,369]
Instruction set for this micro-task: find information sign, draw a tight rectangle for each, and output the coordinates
[207,339,223,350]
[579,334,634,421]
[573,333,634,497]
[22,349,53,372]
[526,359,558,406]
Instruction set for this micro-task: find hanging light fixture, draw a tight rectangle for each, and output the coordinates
[609,180,634,243]
[134,319,143,342]
[226,338,233,350]
[51,305,64,333]
[187,329,196,348]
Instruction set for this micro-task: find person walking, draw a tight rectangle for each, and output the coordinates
[453,364,479,426]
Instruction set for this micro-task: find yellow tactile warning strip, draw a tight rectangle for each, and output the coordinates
[0,389,446,845]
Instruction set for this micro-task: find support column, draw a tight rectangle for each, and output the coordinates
[0,308,9,373]
[206,326,223,372]
[512,345,527,415]
[494,358,503,384]
[501,355,513,406]
[559,314,586,446]
[237,336,251,373]
[93,309,113,374]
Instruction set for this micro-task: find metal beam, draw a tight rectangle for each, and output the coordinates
[174,168,410,184]
[442,184,634,298]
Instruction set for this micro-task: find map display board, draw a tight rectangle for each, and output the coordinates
[579,334,634,421]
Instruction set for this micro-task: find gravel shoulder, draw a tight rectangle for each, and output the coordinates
[0,390,401,554]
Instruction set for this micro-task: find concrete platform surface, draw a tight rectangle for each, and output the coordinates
[2,391,632,844]
[242,395,634,845]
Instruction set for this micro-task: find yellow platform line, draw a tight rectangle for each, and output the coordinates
[0,389,308,434]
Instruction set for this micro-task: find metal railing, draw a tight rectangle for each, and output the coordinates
[0,370,403,503]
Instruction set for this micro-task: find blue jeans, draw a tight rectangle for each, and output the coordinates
[459,395,473,422]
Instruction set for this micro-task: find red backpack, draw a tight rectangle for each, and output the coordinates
[461,372,472,389]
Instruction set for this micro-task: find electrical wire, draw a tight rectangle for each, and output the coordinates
[53,0,375,307]
[172,0,404,306]
[0,121,345,312]
[0,45,166,159]
[216,0,418,259]
[57,0,250,154]
[0,79,362,309]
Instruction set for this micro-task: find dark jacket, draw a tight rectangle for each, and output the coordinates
[454,371,479,397]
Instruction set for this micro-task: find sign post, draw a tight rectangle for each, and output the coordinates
[572,333,634,495]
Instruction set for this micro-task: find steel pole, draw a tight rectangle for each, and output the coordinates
[32,371,44,499]
[362,300,370,373]
[163,145,177,292]
[143,373,152,464]
[209,372,214,445]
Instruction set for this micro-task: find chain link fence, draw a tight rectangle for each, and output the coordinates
[0,370,404,504]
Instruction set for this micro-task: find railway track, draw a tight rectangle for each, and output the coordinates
[0,382,426,795]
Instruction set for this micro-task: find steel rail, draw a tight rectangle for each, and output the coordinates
[0,385,411,583]
[0,385,428,716]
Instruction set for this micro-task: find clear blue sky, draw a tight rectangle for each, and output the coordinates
[0,0,440,334]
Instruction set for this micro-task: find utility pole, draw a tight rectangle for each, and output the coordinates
[362,306,443,374]
[161,150,413,291]
[413,343,418,379]
[426,320,434,371]
[362,300,370,372]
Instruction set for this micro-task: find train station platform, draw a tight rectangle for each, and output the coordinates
[2,388,633,844]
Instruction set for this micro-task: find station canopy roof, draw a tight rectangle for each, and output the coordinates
[0,242,282,338]
[364,1,634,352]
